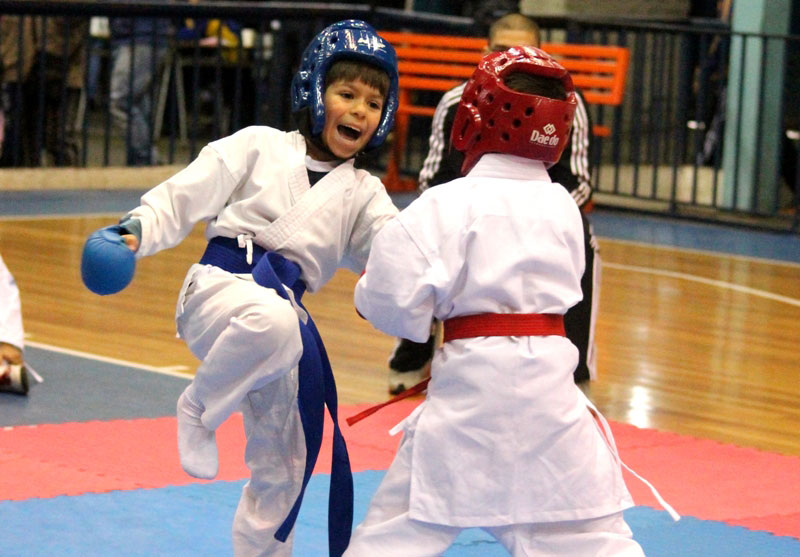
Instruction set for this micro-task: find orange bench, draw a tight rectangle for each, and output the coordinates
[378,31,630,192]
[541,42,630,137]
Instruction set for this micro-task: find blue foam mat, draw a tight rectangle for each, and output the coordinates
[0,189,149,217]
[0,346,189,426]
[590,210,800,264]
[1,471,798,556]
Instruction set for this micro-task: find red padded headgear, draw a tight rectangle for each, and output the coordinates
[451,46,578,174]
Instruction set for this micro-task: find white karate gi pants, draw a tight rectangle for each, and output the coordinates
[177,264,307,556]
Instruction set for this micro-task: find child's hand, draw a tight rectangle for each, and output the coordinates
[0,342,23,366]
[121,234,140,252]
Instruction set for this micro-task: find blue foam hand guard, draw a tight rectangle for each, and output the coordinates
[81,225,136,295]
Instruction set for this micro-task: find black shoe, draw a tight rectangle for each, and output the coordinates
[388,336,434,395]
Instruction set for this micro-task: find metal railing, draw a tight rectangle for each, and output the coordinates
[565,18,799,230]
[0,1,797,231]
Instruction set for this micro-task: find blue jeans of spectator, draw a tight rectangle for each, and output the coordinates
[110,42,167,165]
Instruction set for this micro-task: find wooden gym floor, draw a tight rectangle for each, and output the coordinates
[0,192,799,458]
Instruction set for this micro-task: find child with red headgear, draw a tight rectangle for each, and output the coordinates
[346,47,660,556]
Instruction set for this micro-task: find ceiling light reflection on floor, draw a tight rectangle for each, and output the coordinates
[626,385,653,429]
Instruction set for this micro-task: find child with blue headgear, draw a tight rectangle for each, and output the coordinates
[78,20,399,557]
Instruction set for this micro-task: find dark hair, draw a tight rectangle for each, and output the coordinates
[325,59,390,98]
[504,71,566,100]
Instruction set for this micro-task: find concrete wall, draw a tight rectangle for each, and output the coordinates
[520,0,690,19]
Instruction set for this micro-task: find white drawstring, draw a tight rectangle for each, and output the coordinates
[581,391,681,522]
[235,234,309,325]
[389,402,425,436]
[25,364,44,384]
[237,234,254,265]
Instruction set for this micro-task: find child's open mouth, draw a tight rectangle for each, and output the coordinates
[338,125,362,141]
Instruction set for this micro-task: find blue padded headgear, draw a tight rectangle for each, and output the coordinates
[291,20,399,151]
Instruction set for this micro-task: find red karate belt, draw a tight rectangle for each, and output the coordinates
[442,312,565,342]
[347,313,565,426]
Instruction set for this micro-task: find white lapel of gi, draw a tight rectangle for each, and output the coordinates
[254,157,357,250]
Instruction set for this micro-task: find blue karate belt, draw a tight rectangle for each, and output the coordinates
[199,236,354,557]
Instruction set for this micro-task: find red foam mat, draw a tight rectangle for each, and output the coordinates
[0,402,407,502]
[0,417,249,499]
[620,438,800,522]
[1,401,798,539]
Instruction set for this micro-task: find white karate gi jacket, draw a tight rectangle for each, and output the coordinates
[0,254,24,351]
[355,153,634,527]
[128,125,398,293]
[125,123,399,431]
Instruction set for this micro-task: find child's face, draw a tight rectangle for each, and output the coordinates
[316,78,384,160]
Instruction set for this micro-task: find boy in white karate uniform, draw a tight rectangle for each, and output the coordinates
[81,20,399,557]
[347,47,645,556]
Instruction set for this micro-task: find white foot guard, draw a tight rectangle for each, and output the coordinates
[177,388,218,479]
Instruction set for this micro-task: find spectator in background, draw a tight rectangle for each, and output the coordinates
[109,14,172,166]
[691,0,732,165]
[0,14,87,167]
[0,66,5,159]
[177,17,242,62]
[781,3,800,202]
[0,15,5,159]
[176,10,245,137]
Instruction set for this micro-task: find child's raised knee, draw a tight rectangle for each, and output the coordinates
[238,297,301,350]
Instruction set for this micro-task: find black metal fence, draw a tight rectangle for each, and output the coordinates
[0,1,797,230]
[566,19,799,230]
